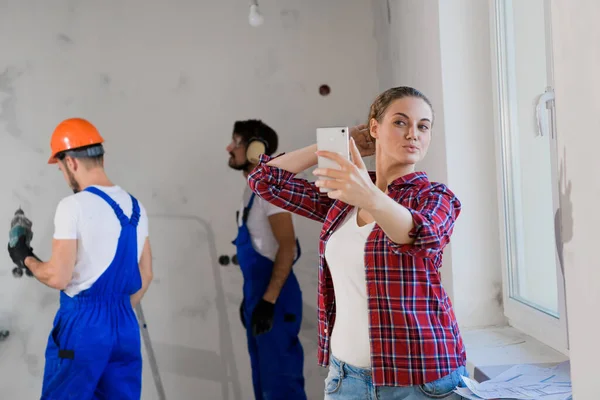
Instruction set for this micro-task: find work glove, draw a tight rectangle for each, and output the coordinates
[251,299,275,336]
[240,300,246,328]
[8,236,39,271]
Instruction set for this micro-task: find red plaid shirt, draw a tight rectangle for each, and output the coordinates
[248,154,467,386]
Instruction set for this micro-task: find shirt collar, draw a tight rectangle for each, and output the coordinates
[367,171,429,189]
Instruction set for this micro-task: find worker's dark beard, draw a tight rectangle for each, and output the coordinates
[228,153,251,172]
[65,167,81,194]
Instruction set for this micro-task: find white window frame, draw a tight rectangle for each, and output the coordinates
[489,0,569,355]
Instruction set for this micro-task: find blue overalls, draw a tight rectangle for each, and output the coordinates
[41,186,143,400]
[233,193,306,400]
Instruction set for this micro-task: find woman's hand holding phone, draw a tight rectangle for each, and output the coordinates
[314,138,379,208]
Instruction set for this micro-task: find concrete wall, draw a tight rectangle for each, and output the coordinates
[550,0,600,397]
[384,0,599,395]
[5,0,593,397]
[384,0,505,329]
[438,0,505,329]
[0,1,384,398]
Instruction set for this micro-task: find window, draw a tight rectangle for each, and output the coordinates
[490,0,569,354]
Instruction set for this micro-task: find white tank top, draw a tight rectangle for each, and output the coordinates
[325,207,375,368]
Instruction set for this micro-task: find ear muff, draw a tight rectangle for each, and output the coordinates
[246,137,268,164]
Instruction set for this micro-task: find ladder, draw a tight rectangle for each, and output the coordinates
[135,303,167,400]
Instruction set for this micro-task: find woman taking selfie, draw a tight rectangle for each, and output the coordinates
[248,86,468,399]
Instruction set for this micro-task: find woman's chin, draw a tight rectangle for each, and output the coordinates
[395,154,421,166]
[376,150,422,168]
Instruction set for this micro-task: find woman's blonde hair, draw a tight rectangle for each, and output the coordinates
[368,86,434,127]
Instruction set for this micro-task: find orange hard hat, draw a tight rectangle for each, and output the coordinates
[48,118,104,164]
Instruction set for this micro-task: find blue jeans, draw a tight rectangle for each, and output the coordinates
[324,356,468,400]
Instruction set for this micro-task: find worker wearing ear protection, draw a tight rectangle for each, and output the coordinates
[7,118,153,399]
[227,119,306,400]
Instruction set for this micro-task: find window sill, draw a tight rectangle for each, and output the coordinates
[462,325,569,381]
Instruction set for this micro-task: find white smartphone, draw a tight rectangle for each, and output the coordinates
[316,126,350,193]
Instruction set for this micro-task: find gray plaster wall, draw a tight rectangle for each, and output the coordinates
[0,1,386,398]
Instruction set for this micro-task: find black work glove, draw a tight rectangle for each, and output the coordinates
[240,300,246,328]
[251,299,275,336]
[8,236,38,271]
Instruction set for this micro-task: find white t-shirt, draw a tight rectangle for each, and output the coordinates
[325,207,375,368]
[53,185,149,297]
[237,186,292,261]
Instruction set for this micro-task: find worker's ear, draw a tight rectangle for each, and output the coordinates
[65,156,78,172]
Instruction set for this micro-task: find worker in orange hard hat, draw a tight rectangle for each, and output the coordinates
[7,117,153,399]
[47,117,105,165]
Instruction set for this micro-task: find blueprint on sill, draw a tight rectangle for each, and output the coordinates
[454,361,572,400]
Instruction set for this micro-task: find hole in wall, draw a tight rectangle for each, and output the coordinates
[319,84,331,96]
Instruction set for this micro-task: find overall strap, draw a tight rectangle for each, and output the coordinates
[241,193,257,225]
[129,195,141,228]
[84,186,129,226]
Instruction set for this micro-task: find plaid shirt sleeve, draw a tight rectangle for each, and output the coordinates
[247,153,334,223]
[387,183,461,259]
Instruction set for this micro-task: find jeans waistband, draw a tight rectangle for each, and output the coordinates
[330,355,469,389]
[330,355,372,379]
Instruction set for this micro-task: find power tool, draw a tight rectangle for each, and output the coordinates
[8,208,34,278]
